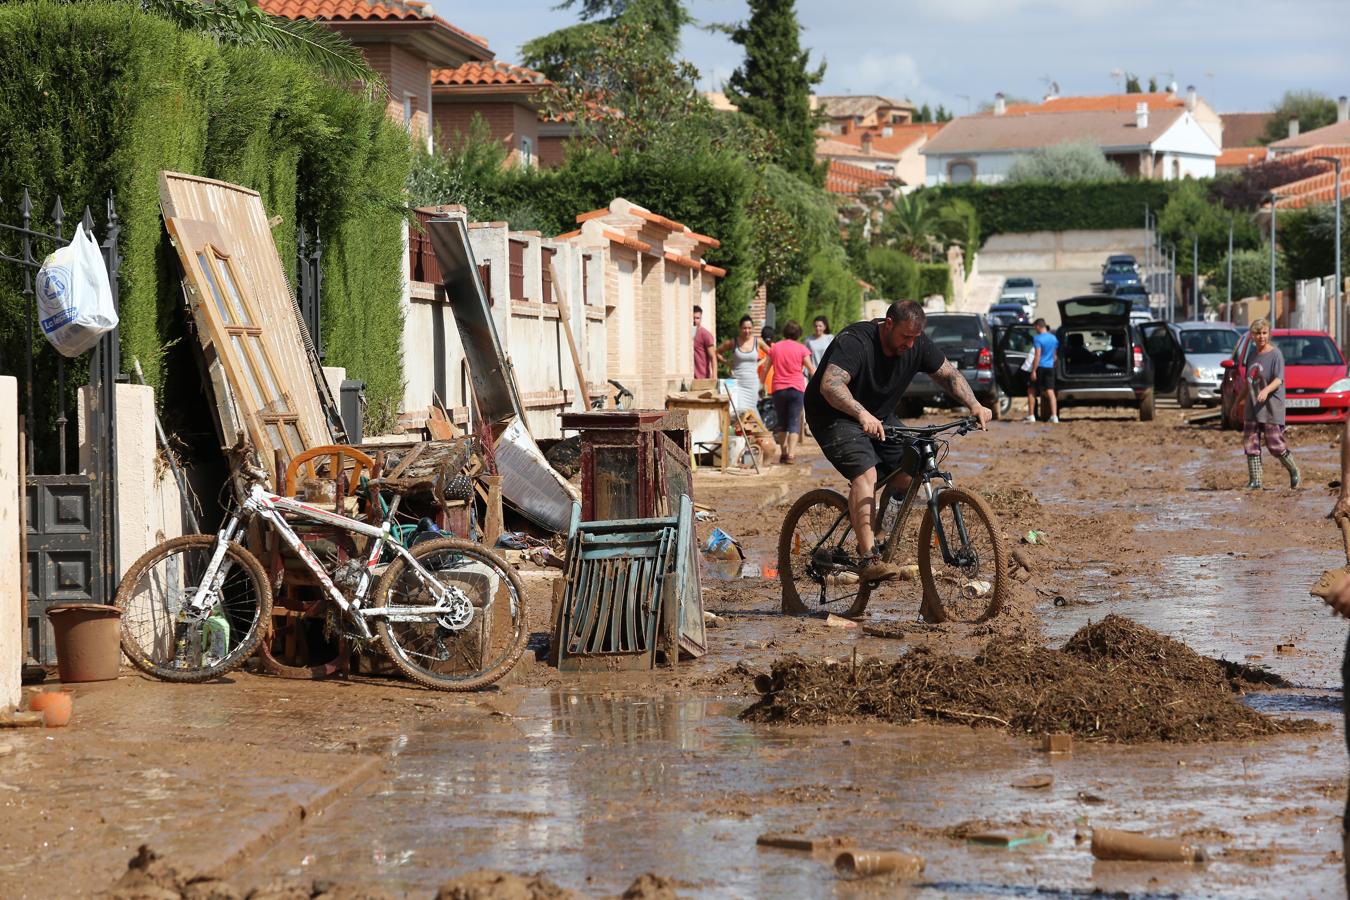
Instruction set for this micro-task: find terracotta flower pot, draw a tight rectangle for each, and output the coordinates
[28,691,73,728]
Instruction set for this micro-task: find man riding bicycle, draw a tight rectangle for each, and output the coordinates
[803,300,993,583]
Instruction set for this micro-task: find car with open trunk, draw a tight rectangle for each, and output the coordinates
[993,295,1184,421]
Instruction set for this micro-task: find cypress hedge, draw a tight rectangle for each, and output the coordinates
[930,181,1174,237]
[0,1,409,433]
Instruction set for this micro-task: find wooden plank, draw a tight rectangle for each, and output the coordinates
[549,259,589,408]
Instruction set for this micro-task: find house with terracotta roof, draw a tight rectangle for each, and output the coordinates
[998,87,1223,148]
[817,95,915,133]
[816,122,943,190]
[431,60,552,167]
[258,0,492,147]
[1269,99,1350,157]
[1220,112,1275,151]
[921,99,1220,186]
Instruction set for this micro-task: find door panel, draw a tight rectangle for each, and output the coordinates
[1139,322,1185,394]
[993,325,1036,396]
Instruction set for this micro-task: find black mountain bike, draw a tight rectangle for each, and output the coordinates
[777,417,1008,622]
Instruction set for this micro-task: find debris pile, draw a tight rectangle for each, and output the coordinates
[742,615,1315,743]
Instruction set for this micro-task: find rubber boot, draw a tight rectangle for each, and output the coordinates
[1245,455,1263,490]
[1278,451,1301,489]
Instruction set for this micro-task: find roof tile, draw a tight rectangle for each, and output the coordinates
[432,60,548,87]
[258,0,490,49]
[825,159,897,195]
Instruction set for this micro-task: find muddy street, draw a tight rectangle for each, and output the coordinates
[5,407,1348,898]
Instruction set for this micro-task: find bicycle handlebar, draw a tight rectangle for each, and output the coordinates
[884,416,978,442]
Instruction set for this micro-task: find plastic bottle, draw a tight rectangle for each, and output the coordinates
[202,613,230,664]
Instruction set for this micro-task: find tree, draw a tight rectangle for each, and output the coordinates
[1279,204,1350,282]
[135,0,374,83]
[865,246,918,299]
[407,114,508,215]
[724,0,825,181]
[1006,141,1124,183]
[1219,246,1285,301]
[1125,72,1142,93]
[883,191,969,261]
[521,0,691,80]
[916,102,932,123]
[537,23,712,155]
[1158,179,1260,270]
[1147,76,1158,92]
[1208,157,1328,211]
[935,104,952,122]
[1260,90,1338,145]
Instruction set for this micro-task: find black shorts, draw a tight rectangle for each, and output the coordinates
[1033,368,1056,391]
[809,414,911,482]
[771,389,805,434]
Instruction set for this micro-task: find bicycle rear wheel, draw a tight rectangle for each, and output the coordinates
[373,538,528,691]
[778,489,869,618]
[917,487,1008,623]
[115,535,272,682]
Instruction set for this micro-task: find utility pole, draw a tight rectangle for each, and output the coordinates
[1167,243,1176,321]
[1226,216,1234,323]
[1314,156,1343,347]
[1192,232,1200,321]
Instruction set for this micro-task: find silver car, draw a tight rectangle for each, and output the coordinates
[1171,321,1239,408]
[1000,276,1038,310]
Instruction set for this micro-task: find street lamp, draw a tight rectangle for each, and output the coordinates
[1313,155,1343,346]
[1226,216,1234,323]
[1192,232,1200,321]
[1266,191,1279,323]
[1167,242,1177,321]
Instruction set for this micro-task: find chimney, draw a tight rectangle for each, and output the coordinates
[1185,85,1197,113]
[1166,80,1178,95]
[1136,102,1149,130]
[1289,117,1300,138]
[1339,96,1348,123]
[861,131,873,154]
[994,92,1006,116]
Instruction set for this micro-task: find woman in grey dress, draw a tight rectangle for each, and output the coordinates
[1242,318,1300,489]
[718,315,770,414]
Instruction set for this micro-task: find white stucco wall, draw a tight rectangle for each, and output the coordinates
[0,377,19,710]
[924,151,1017,186]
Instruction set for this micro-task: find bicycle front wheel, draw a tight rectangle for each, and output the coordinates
[115,535,272,682]
[373,538,529,691]
[778,488,869,618]
[917,487,1008,624]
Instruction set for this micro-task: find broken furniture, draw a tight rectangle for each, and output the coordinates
[558,409,693,522]
[554,495,704,671]
[551,409,705,670]
[664,390,732,473]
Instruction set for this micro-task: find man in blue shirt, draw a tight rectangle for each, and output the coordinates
[1024,318,1060,423]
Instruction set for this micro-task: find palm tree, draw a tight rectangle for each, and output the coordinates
[138,0,376,85]
[884,192,967,262]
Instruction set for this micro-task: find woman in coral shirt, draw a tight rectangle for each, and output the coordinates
[766,320,816,463]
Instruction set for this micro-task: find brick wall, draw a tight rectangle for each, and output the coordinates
[433,100,538,165]
[364,43,431,140]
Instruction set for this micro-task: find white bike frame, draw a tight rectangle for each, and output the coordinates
[187,481,472,640]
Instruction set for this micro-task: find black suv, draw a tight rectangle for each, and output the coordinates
[901,312,1008,418]
[992,296,1183,421]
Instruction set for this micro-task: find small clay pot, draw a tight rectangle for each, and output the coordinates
[28,691,73,728]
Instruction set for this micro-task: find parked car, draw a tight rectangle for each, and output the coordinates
[988,302,1030,326]
[999,276,1038,309]
[901,312,1008,419]
[1102,254,1139,274]
[1107,283,1153,326]
[1171,322,1239,409]
[1100,262,1142,292]
[1219,328,1350,428]
[993,295,1184,421]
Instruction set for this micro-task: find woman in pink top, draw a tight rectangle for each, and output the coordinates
[767,320,816,463]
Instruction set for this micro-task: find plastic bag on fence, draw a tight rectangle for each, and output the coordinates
[35,222,117,357]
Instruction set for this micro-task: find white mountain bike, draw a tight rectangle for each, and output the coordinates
[115,460,528,691]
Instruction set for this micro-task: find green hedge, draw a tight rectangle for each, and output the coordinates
[0,1,409,433]
[929,181,1174,237]
[918,264,951,303]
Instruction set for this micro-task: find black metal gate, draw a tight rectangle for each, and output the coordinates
[0,190,121,663]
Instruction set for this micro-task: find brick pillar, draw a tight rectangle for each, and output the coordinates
[749,283,768,333]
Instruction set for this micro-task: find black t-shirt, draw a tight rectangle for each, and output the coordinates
[804,319,946,424]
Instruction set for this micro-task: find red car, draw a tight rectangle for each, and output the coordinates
[1220,328,1350,428]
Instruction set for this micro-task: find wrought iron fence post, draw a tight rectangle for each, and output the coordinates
[21,188,33,470]
[311,225,323,360]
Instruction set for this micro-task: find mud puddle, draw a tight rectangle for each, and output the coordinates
[231,686,1346,898]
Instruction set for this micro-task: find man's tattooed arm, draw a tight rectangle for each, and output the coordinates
[820,364,864,419]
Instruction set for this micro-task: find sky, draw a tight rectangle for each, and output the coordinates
[449,0,1349,115]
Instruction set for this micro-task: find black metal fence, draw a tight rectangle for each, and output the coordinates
[0,189,121,662]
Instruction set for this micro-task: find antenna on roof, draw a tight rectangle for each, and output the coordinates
[1110,68,1123,92]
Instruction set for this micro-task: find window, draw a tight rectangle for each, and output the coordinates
[403,94,416,130]
[948,161,975,184]
[519,137,533,168]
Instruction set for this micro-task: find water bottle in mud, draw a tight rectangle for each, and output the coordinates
[202,613,230,665]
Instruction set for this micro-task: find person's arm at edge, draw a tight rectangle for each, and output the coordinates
[1326,416,1350,617]
[819,363,882,439]
[930,359,992,429]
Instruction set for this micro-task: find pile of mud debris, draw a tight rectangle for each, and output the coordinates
[743,614,1318,743]
[106,846,678,900]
